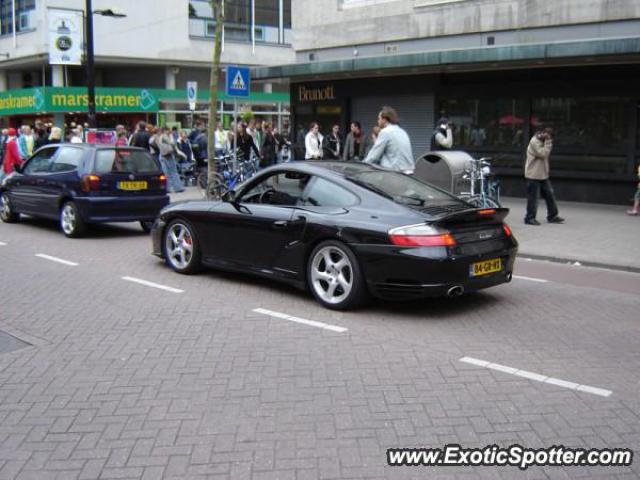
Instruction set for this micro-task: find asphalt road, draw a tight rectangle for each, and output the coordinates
[0,217,639,479]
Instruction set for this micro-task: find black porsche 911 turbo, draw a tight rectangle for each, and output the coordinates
[151,161,518,310]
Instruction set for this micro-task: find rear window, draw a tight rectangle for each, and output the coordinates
[94,149,160,174]
[347,170,458,207]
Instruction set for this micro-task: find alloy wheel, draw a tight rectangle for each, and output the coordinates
[61,204,77,235]
[0,193,12,221]
[310,246,354,305]
[165,222,194,270]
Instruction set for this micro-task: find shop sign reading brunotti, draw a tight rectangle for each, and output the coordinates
[298,85,336,103]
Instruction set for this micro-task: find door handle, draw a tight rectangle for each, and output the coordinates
[272,220,289,230]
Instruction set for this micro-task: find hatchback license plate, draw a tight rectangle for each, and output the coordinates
[470,258,502,277]
[118,181,147,191]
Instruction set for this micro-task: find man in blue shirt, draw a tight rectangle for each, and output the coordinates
[363,106,414,172]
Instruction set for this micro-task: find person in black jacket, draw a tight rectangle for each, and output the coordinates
[260,122,277,168]
[130,121,151,150]
[323,123,342,160]
[236,123,261,163]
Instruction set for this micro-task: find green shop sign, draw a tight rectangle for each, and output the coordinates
[0,87,159,115]
[0,87,290,116]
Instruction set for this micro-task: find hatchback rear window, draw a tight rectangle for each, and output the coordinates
[94,149,160,174]
[347,170,458,207]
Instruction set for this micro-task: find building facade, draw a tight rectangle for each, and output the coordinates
[0,0,293,131]
[256,0,640,204]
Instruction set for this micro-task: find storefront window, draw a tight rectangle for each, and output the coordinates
[440,98,528,150]
[531,97,631,174]
[532,97,630,152]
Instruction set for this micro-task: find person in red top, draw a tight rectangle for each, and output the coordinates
[1,128,23,180]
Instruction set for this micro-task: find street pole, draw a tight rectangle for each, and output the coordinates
[85,0,97,128]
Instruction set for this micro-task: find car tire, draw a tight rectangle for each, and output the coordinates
[0,192,20,223]
[140,221,154,233]
[163,219,201,274]
[307,240,368,310]
[60,201,87,238]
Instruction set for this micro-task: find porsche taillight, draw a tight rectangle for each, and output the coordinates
[389,224,457,247]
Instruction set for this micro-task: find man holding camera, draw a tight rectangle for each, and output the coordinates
[524,127,565,226]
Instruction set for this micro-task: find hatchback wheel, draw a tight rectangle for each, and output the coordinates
[308,240,368,310]
[0,193,20,223]
[163,219,201,274]
[60,201,87,238]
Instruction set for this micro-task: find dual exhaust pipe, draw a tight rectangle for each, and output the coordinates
[446,272,513,298]
[447,285,464,298]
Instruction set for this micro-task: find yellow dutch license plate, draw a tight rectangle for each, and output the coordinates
[118,181,147,191]
[470,258,502,277]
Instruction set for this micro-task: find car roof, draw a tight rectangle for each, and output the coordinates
[40,143,147,151]
[276,161,382,179]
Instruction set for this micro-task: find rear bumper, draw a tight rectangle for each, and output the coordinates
[75,195,170,223]
[352,241,518,301]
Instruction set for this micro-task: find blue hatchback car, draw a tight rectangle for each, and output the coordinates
[0,144,169,237]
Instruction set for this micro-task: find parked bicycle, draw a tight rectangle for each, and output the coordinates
[458,156,501,208]
[196,153,258,199]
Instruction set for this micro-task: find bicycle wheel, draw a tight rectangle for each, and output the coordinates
[208,174,227,200]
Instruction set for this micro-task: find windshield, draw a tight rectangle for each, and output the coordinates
[94,149,160,174]
[347,170,459,207]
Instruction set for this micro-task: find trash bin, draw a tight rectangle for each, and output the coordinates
[413,150,474,195]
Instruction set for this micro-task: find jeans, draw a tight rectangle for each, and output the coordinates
[525,179,559,221]
[160,155,184,193]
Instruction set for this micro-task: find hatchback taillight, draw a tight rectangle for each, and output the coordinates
[81,175,101,193]
[389,224,457,247]
[503,223,512,237]
[158,174,166,189]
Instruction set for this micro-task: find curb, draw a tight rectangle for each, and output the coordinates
[517,253,640,275]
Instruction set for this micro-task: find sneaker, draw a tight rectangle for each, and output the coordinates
[524,219,541,226]
[627,210,639,216]
[548,216,565,224]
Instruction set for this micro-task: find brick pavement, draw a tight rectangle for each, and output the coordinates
[0,214,639,479]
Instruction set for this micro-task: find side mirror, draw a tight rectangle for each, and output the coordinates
[221,189,236,202]
[13,164,23,174]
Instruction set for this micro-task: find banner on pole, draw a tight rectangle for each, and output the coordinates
[48,8,83,66]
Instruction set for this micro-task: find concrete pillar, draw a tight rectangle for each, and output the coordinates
[51,65,64,87]
[0,70,7,91]
[51,65,66,129]
[164,67,177,124]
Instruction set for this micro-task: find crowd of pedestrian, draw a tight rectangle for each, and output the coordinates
[2,111,638,217]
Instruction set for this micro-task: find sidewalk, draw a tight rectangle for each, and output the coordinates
[170,188,639,272]
[501,197,639,272]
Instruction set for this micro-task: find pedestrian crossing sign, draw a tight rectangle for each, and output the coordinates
[226,66,250,97]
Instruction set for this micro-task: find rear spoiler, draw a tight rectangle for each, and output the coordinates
[433,207,509,226]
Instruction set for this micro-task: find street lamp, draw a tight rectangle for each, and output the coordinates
[84,0,126,128]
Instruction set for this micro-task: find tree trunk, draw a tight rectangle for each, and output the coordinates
[207,0,224,199]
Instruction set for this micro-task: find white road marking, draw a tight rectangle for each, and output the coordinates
[459,356,612,398]
[513,275,548,283]
[0,241,6,246]
[252,308,348,333]
[35,254,79,267]
[121,276,184,294]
